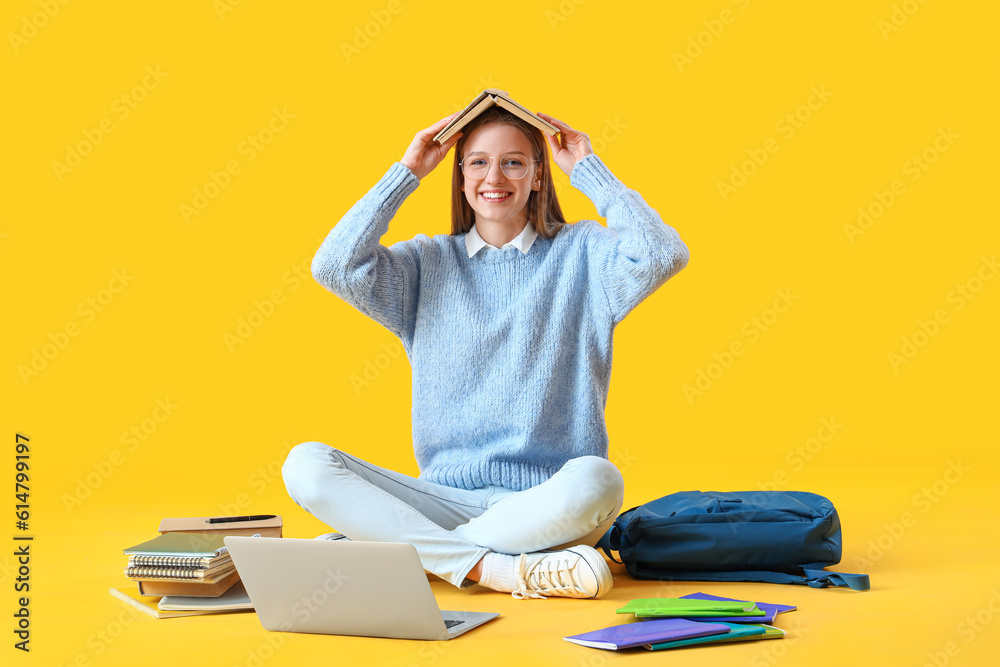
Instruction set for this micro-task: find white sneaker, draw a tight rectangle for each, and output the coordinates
[511,545,613,600]
[313,532,350,541]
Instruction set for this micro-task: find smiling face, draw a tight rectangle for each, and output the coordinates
[460,123,540,231]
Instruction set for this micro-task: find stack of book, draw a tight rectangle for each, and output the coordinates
[109,579,253,619]
[107,514,283,619]
[564,593,796,652]
[122,532,239,597]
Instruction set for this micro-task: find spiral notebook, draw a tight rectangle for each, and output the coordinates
[123,532,229,559]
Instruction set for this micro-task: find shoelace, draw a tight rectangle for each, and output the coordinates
[511,552,587,600]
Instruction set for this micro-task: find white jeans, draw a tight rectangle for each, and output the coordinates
[281,442,625,588]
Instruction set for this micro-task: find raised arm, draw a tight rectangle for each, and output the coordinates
[539,112,689,325]
[311,113,464,342]
[311,163,421,341]
[571,153,689,324]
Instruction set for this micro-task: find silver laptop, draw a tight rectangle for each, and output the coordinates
[224,536,499,640]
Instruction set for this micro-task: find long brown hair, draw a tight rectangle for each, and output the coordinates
[450,107,566,239]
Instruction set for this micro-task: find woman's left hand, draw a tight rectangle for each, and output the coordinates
[537,112,594,177]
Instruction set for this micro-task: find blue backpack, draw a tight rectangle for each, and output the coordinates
[595,490,870,591]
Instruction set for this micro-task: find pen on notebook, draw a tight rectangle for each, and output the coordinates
[207,515,276,523]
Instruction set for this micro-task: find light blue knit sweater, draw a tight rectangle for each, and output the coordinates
[312,153,689,491]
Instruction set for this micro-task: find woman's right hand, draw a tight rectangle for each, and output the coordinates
[399,112,463,180]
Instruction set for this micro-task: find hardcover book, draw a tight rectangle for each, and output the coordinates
[433,89,558,144]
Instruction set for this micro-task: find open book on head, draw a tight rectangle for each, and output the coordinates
[433,89,559,144]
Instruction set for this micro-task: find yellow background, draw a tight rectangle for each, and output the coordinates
[4,0,998,665]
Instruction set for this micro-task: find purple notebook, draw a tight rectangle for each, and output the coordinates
[564,618,731,650]
[676,592,795,623]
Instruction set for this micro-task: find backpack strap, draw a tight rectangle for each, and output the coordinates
[633,568,871,591]
[595,525,623,564]
[800,568,870,591]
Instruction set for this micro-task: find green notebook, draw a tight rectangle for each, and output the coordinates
[617,598,764,618]
[123,532,228,557]
[646,623,784,650]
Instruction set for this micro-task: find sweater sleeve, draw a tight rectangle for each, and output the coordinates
[311,161,423,343]
[570,153,690,325]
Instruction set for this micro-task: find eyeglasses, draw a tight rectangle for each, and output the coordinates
[459,153,540,180]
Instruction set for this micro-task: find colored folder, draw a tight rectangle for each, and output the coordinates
[564,618,732,650]
[646,623,785,650]
[683,591,796,613]
[667,592,795,622]
[617,598,764,618]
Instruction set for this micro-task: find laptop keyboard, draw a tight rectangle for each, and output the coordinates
[444,619,466,629]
